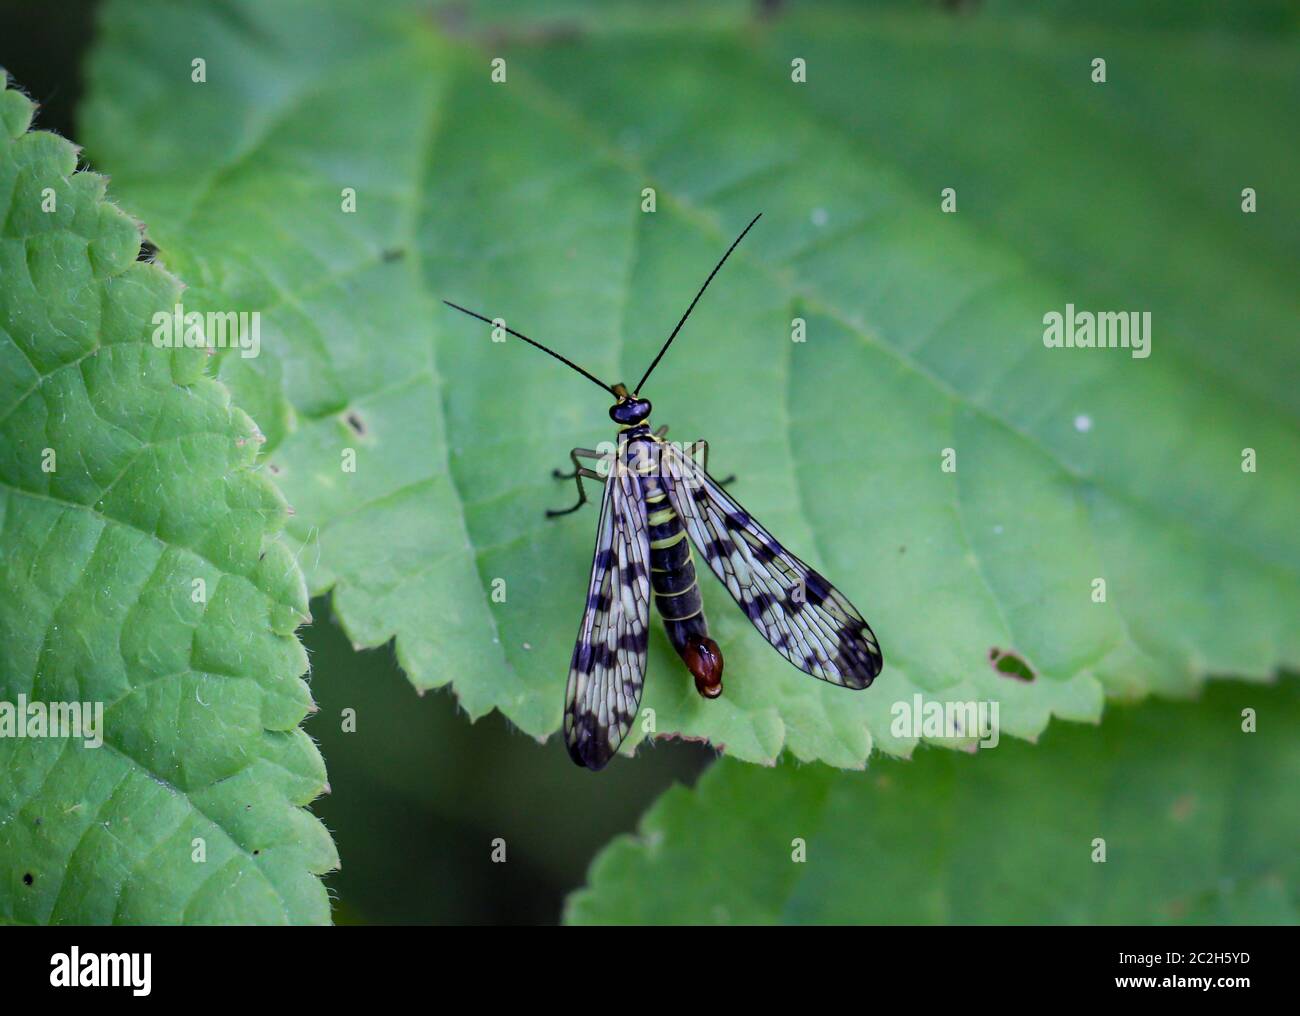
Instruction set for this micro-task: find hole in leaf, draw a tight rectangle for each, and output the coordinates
[988,647,1036,682]
[22,872,34,886]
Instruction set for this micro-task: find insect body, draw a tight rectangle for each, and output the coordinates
[445,214,882,770]
[639,430,722,700]
[593,390,725,707]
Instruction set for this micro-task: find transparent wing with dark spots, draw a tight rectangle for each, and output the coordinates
[659,441,882,688]
[563,438,651,769]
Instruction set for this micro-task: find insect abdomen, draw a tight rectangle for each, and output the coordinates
[646,489,724,698]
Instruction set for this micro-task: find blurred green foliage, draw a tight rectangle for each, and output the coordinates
[569,678,1300,924]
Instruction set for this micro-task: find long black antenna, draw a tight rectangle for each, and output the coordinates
[632,212,762,395]
[442,300,616,395]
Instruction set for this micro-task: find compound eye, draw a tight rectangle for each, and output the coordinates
[609,398,651,424]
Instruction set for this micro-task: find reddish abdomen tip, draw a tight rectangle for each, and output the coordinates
[684,635,724,699]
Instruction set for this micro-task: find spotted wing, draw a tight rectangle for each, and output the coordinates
[563,439,651,769]
[660,441,882,688]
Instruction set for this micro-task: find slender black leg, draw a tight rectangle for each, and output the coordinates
[552,447,601,480]
[689,439,735,486]
[548,448,605,517]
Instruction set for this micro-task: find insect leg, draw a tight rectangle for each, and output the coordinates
[653,424,669,439]
[552,447,602,480]
[688,439,735,486]
[547,462,603,517]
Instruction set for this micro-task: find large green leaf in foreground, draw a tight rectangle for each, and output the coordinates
[0,72,335,923]
[82,1,1300,766]
[568,678,1300,924]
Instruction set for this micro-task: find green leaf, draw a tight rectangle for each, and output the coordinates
[80,1,1300,767]
[0,70,335,924]
[566,678,1300,924]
